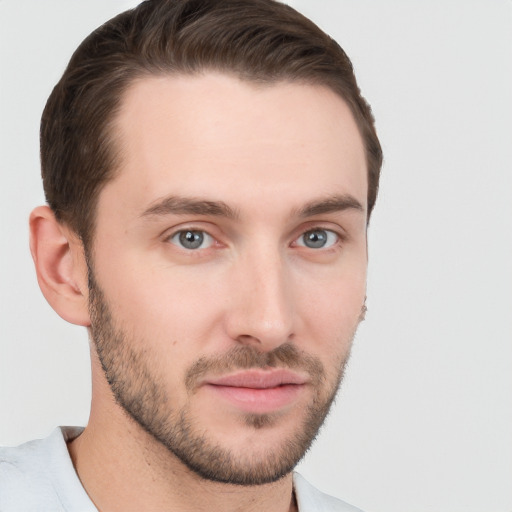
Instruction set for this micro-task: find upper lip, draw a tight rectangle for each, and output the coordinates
[204,369,309,389]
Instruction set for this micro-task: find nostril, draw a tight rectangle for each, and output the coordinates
[236,334,262,346]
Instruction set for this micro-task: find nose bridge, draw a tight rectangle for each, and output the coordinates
[228,238,295,348]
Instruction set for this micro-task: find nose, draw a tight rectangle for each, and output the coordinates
[224,245,296,351]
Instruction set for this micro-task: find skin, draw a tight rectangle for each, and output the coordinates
[30,73,368,512]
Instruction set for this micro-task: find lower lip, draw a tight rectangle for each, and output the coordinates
[204,384,304,414]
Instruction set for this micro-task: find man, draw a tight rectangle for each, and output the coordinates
[0,0,382,510]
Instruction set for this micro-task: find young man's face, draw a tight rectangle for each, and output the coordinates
[87,73,368,484]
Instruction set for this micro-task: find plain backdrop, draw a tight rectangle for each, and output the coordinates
[1,1,511,511]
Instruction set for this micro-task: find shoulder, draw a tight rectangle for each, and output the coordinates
[0,432,57,498]
[0,427,95,512]
[293,472,364,512]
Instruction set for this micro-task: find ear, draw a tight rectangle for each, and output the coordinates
[29,206,90,326]
[359,296,367,323]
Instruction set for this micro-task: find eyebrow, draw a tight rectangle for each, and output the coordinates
[140,193,364,221]
[141,196,239,219]
[297,194,365,218]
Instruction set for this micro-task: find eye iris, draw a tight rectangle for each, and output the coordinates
[179,230,204,249]
[304,230,327,248]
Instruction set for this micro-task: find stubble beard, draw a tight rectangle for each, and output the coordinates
[88,270,352,486]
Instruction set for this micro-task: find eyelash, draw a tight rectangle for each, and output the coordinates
[294,228,340,250]
[168,229,216,251]
[165,225,344,252]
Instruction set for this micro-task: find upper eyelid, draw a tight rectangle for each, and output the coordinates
[161,222,219,240]
[293,227,342,247]
[169,229,215,250]
[294,222,348,241]
[160,221,348,244]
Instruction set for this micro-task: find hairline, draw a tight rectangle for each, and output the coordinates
[79,67,370,252]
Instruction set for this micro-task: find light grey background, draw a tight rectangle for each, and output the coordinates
[1,2,511,511]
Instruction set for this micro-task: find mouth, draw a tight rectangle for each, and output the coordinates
[202,369,309,414]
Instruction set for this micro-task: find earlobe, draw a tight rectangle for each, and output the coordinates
[29,206,91,327]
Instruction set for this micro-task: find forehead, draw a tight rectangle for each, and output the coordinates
[103,72,367,218]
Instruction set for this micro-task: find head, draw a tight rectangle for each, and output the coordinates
[33,0,382,487]
[41,0,382,250]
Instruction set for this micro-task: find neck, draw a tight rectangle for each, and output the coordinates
[68,361,297,512]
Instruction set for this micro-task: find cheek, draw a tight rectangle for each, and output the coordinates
[97,255,225,345]
[295,260,366,355]
[296,246,367,310]
[303,284,364,342]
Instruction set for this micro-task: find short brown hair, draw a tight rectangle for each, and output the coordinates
[41,0,382,248]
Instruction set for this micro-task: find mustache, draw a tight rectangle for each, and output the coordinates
[185,343,325,392]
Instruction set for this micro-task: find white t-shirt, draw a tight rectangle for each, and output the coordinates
[0,427,363,512]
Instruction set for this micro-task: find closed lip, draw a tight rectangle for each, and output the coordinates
[204,369,309,389]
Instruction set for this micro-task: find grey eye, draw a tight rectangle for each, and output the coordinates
[170,230,213,250]
[298,229,338,249]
